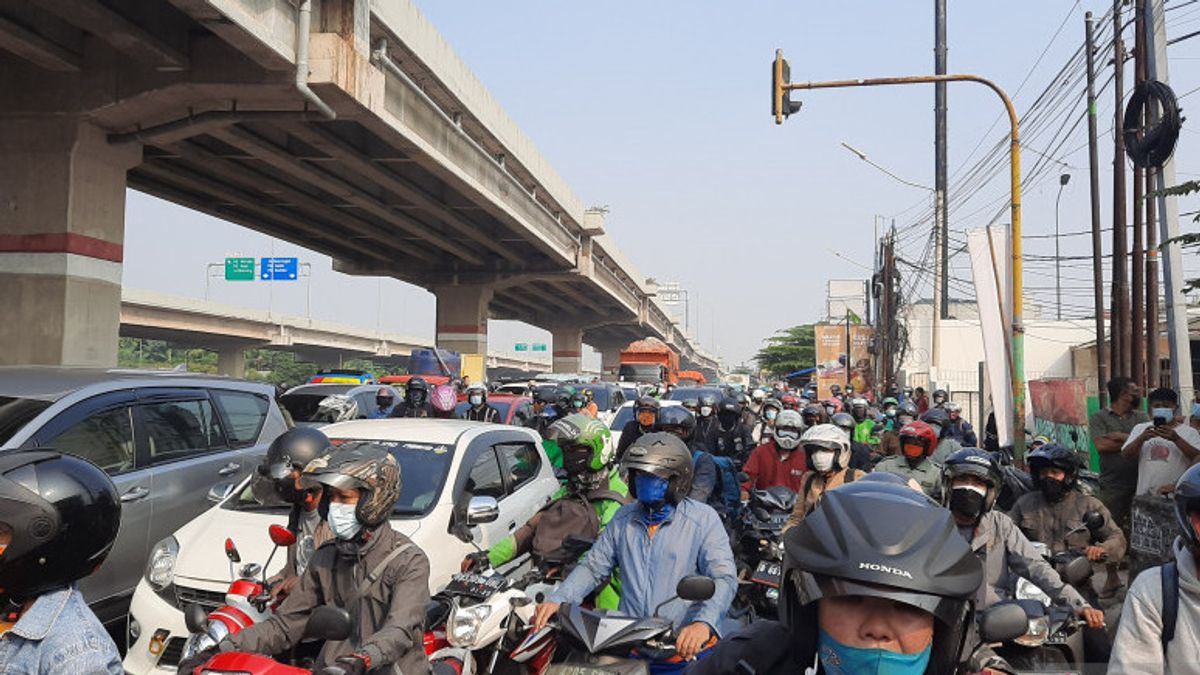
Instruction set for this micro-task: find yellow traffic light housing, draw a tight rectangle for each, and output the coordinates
[772,49,801,124]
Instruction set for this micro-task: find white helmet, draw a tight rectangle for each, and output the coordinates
[800,423,851,471]
[773,409,805,450]
[316,394,360,423]
[850,397,869,409]
[751,388,766,403]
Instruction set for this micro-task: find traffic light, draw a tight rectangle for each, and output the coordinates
[772,49,801,124]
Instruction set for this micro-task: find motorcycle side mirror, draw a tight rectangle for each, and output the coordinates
[1061,556,1093,586]
[978,603,1029,643]
[1083,510,1105,534]
[676,576,716,603]
[184,603,208,634]
[269,524,297,548]
[303,605,352,642]
[224,537,241,564]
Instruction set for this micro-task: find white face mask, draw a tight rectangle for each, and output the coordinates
[327,502,362,540]
[469,395,483,406]
[811,450,835,472]
[699,406,713,417]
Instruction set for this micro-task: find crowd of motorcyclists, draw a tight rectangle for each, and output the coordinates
[4,374,1200,674]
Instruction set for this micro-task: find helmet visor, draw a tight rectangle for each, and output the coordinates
[793,570,967,627]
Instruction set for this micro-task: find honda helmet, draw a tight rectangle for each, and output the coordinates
[466,382,488,406]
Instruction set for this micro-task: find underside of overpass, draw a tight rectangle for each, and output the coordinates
[0,0,717,374]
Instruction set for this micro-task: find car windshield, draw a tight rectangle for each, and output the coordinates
[454,400,512,421]
[0,396,52,446]
[223,438,454,517]
[667,387,725,402]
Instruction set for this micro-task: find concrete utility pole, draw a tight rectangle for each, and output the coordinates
[935,0,950,321]
[1113,2,1130,379]
[1146,0,1195,404]
[1132,0,1147,388]
[1086,12,1110,407]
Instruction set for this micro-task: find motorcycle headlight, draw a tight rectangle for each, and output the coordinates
[448,603,492,647]
[1013,616,1050,647]
[145,536,179,591]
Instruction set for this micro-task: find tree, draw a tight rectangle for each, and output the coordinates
[755,325,816,378]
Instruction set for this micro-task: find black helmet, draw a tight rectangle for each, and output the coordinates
[829,384,842,395]
[406,377,429,404]
[920,407,950,435]
[621,432,694,504]
[830,411,855,433]
[533,384,558,405]
[0,450,121,603]
[1026,443,1079,489]
[717,396,741,423]
[781,481,982,675]
[698,393,718,408]
[800,404,822,423]
[941,448,1002,513]
[258,427,333,504]
[932,388,949,404]
[898,400,919,418]
[635,395,661,412]
[1174,464,1200,549]
[655,405,696,442]
[555,386,575,410]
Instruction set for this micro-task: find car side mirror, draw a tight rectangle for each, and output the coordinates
[465,496,500,526]
[676,575,716,602]
[303,605,352,642]
[1083,510,1105,534]
[978,602,1029,643]
[1061,556,1093,586]
[183,603,208,634]
[207,482,235,503]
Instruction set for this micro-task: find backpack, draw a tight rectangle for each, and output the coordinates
[1161,560,1179,660]
[694,450,743,514]
[530,488,627,565]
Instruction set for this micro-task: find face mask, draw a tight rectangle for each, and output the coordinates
[825,406,835,416]
[469,395,483,406]
[327,502,362,540]
[885,408,896,418]
[765,409,778,421]
[699,406,713,417]
[901,441,926,461]
[573,400,584,409]
[1152,407,1174,423]
[1040,478,1068,502]
[949,484,988,520]
[811,449,836,472]
[376,398,392,409]
[409,391,425,405]
[817,628,932,675]
[637,411,656,427]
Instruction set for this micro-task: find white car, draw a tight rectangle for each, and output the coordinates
[123,419,558,674]
[608,399,683,451]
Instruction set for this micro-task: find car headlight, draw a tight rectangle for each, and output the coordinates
[1013,616,1050,647]
[145,536,179,591]
[448,603,492,647]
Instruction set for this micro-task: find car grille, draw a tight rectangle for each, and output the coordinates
[158,636,187,667]
[175,585,225,612]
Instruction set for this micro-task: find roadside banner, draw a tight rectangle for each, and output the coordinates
[814,324,846,400]
[849,325,875,403]
[1028,378,1099,470]
[967,226,1014,448]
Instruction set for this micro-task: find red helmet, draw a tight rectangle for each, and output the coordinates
[898,420,938,459]
[780,394,800,410]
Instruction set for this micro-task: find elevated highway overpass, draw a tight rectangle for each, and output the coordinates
[0,0,719,374]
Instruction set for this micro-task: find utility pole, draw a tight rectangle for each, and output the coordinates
[1086,12,1110,407]
[1146,0,1195,404]
[1147,162,1160,387]
[935,0,949,321]
[1132,0,1147,388]
[1112,3,1130,379]
[1055,174,1071,320]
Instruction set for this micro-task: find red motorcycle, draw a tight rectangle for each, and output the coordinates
[184,605,352,674]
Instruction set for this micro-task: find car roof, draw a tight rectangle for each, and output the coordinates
[0,366,271,402]
[318,418,511,444]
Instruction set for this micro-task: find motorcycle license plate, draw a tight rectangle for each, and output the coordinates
[547,665,636,675]
[443,572,507,600]
[751,560,782,588]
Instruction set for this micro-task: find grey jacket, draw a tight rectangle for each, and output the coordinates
[224,525,431,674]
[1110,539,1200,674]
[968,510,1088,611]
[1008,489,1126,561]
[874,455,943,500]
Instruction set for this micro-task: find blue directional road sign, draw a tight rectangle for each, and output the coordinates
[260,257,299,280]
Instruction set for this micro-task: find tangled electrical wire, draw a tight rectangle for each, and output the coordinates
[1123,79,1183,168]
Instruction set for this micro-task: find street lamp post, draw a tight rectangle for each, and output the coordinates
[1055,173,1071,321]
[772,51,1028,459]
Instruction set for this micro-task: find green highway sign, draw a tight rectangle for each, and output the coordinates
[532,343,547,352]
[224,257,255,281]
[515,343,529,352]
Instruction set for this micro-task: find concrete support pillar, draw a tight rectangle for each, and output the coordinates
[0,118,140,366]
[216,346,246,379]
[594,341,625,382]
[435,284,493,355]
[551,326,584,374]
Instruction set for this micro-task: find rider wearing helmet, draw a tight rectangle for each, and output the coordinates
[880,400,920,456]
[828,383,843,402]
[479,414,628,608]
[780,393,801,411]
[461,382,500,423]
[714,395,755,461]
[655,406,723,514]
[742,409,809,494]
[749,388,767,416]
[315,394,360,423]
[782,424,866,531]
[932,388,949,409]
[368,386,397,418]
[875,420,944,500]
[389,376,432,418]
[581,387,600,418]
[942,401,978,446]
[430,383,458,419]
[1112,463,1200,672]
[920,407,961,462]
[254,427,335,601]
[617,396,660,459]
[535,433,738,662]
[800,403,824,429]
[681,396,700,415]
[756,398,784,443]
[942,449,1103,632]
[880,395,900,430]
[0,450,123,673]
[694,393,720,452]
[830,411,874,471]
[848,397,876,444]
[183,445,432,675]
[525,384,560,434]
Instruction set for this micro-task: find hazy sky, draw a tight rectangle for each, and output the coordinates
[123,1,1200,368]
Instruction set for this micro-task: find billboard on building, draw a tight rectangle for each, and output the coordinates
[826,280,867,323]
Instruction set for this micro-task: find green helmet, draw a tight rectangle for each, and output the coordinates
[882,397,899,407]
[546,413,614,475]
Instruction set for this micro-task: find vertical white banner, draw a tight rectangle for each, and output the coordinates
[967,226,1014,447]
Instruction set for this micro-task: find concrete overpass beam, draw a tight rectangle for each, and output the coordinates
[0,118,139,366]
[216,346,247,379]
[551,326,583,374]
[593,341,625,382]
[435,284,493,355]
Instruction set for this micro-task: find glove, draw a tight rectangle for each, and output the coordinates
[177,646,220,674]
[331,653,370,675]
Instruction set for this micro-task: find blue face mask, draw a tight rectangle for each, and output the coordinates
[634,473,674,524]
[327,502,362,540]
[1192,402,1200,418]
[817,629,932,675]
[1153,407,1175,423]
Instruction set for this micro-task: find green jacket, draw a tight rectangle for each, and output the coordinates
[853,419,878,445]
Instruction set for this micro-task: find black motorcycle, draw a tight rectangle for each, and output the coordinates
[733,486,795,620]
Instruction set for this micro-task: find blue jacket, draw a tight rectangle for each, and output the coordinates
[0,586,122,674]
[549,498,737,634]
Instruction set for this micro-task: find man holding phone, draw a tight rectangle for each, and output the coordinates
[1123,387,1200,496]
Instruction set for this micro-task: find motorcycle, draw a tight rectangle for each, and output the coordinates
[733,486,795,619]
[180,524,297,663]
[510,576,717,675]
[990,448,1101,513]
[184,605,352,675]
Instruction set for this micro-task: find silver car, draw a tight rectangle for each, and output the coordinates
[0,367,288,630]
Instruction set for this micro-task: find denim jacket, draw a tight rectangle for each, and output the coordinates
[0,586,122,675]
[548,498,737,633]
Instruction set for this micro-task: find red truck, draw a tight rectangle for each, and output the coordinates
[618,338,680,385]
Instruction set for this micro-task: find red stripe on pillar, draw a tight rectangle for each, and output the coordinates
[553,350,582,357]
[436,324,486,334]
[0,233,123,262]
